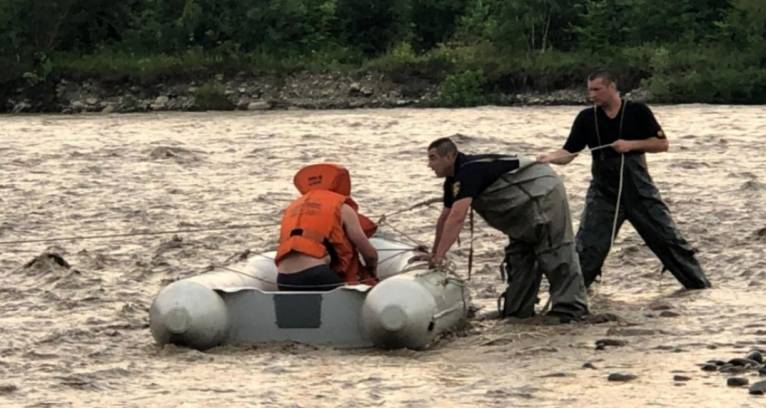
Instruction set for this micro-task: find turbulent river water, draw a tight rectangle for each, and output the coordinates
[1,105,765,407]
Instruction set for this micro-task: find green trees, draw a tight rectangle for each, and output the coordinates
[1,0,765,103]
[335,0,412,55]
[641,0,766,102]
[493,0,581,53]
[121,0,328,53]
[410,0,468,51]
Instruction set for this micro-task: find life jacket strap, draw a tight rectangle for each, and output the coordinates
[288,228,326,244]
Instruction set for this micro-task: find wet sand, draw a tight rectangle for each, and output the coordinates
[1,106,765,407]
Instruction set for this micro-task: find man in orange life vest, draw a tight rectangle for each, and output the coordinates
[274,163,379,291]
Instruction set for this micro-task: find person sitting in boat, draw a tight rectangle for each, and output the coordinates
[275,163,378,291]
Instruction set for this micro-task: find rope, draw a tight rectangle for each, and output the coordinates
[540,139,619,305]
[217,246,437,289]
[374,197,441,224]
[594,100,628,255]
[543,142,615,162]
[210,234,432,288]
[219,265,345,289]
[377,218,429,248]
[0,195,439,247]
[0,222,280,246]
[532,104,628,312]
[375,197,483,281]
[0,191,451,287]
[467,209,474,281]
[610,154,625,251]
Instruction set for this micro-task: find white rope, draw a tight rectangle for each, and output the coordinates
[543,142,615,162]
[538,103,629,311]
[610,154,625,252]
[217,246,444,289]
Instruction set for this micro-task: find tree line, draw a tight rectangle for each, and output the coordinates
[1,0,765,103]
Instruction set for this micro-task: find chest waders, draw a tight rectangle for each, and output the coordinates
[471,159,588,320]
[575,102,711,289]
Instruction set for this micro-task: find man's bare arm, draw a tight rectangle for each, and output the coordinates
[537,148,578,165]
[433,198,472,262]
[432,207,450,254]
[612,137,669,153]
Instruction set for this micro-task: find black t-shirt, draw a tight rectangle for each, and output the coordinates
[563,101,664,160]
[443,152,520,208]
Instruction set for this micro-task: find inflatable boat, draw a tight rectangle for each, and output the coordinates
[149,237,470,350]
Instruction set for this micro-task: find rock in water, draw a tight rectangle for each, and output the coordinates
[24,253,71,270]
[608,373,637,382]
[0,384,18,394]
[719,364,748,374]
[727,377,749,387]
[729,358,760,367]
[750,380,766,395]
[595,338,629,349]
[745,350,763,364]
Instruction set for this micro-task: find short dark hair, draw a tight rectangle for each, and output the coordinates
[588,69,617,87]
[428,137,458,156]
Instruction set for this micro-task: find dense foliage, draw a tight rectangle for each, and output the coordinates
[1,0,765,103]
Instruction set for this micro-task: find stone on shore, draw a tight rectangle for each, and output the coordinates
[750,380,766,395]
[727,377,749,387]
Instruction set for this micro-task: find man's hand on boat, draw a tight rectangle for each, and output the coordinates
[428,255,447,269]
[407,251,447,269]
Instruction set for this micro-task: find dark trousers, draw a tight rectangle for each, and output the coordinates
[576,156,711,289]
[277,264,343,291]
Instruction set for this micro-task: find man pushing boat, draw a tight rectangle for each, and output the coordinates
[422,137,589,323]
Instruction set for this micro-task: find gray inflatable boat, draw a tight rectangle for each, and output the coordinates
[149,237,470,350]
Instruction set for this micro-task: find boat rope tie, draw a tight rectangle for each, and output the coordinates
[218,251,448,289]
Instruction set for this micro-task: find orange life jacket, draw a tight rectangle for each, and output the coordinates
[275,163,377,284]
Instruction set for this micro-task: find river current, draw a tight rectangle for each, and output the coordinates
[1,105,765,407]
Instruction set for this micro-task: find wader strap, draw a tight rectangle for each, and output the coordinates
[499,260,506,282]
[497,253,511,316]
[593,99,628,160]
[290,228,337,264]
[463,155,519,166]
[467,209,474,281]
[289,228,326,243]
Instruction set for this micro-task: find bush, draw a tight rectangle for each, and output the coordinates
[366,42,455,82]
[642,45,766,103]
[51,48,231,83]
[438,69,487,107]
[645,67,766,104]
[193,82,234,110]
[482,50,592,92]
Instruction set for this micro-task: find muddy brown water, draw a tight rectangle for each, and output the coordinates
[1,106,765,407]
